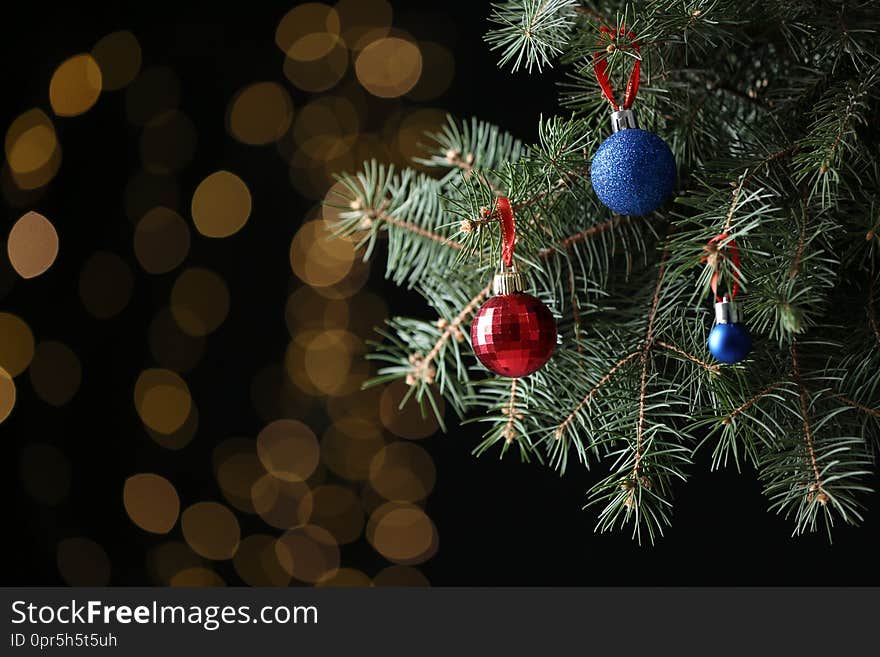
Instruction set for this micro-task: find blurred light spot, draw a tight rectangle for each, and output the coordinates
[141,111,197,174]
[0,312,35,376]
[289,220,355,287]
[57,537,111,586]
[373,565,430,587]
[251,474,313,529]
[325,385,383,425]
[285,286,350,334]
[149,307,205,373]
[20,443,70,505]
[148,541,203,585]
[367,502,438,564]
[214,441,264,514]
[256,419,320,482]
[317,568,371,587]
[123,473,180,534]
[181,502,241,560]
[293,96,359,161]
[233,535,291,586]
[78,251,133,319]
[125,67,181,126]
[345,290,389,337]
[4,109,61,190]
[380,379,442,439]
[407,42,455,101]
[170,567,225,587]
[308,484,364,544]
[134,207,190,274]
[7,211,59,279]
[393,108,448,165]
[29,340,81,406]
[227,82,293,145]
[0,367,14,423]
[285,330,367,397]
[283,40,348,93]
[335,0,393,50]
[321,418,385,481]
[125,171,179,223]
[170,267,230,336]
[275,3,340,55]
[92,30,142,91]
[369,442,436,502]
[49,54,102,117]
[355,37,422,98]
[274,524,340,583]
[134,368,192,435]
[146,403,198,450]
[191,171,252,238]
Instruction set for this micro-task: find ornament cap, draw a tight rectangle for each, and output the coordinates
[493,268,526,295]
[714,296,741,324]
[610,109,638,132]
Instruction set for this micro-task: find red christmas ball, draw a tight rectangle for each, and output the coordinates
[471,292,556,378]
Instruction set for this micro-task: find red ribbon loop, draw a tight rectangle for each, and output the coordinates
[496,197,516,268]
[706,234,741,301]
[592,26,641,111]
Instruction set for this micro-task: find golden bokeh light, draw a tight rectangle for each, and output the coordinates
[57,537,111,586]
[283,39,348,93]
[285,329,367,398]
[78,251,134,319]
[233,535,291,587]
[321,417,385,481]
[7,211,59,279]
[369,442,436,502]
[407,42,455,101]
[191,170,252,239]
[170,567,225,587]
[20,443,71,505]
[367,502,438,564]
[148,541,204,586]
[317,568,372,587]
[285,286,350,334]
[215,443,264,514]
[0,367,15,423]
[124,473,181,534]
[290,220,356,287]
[49,54,103,117]
[125,170,180,223]
[308,484,365,544]
[125,66,181,126]
[274,524,340,583]
[293,96,359,161]
[275,3,340,56]
[373,565,430,587]
[170,267,230,336]
[92,30,142,91]
[146,403,198,450]
[0,312,35,377]
[4,109,61,190]
[134,206,191,274]
[355,37,422,98]
[251,474,313,529]
[256,419,320,482]
[134,368,193,435]
[29,340,81,406]
[141,111,197,174]
[148,307,205,373]
[393,108,448,165]
[181,501,241,560]
[380,379,443,440]
[227,82,294,145]
[335,0,393,50]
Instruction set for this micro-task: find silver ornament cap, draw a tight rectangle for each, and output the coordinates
[610,109,638,133]
[492,262,526,295]
[714,296,741,324]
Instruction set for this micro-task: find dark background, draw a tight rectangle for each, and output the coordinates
[2,0,877,586]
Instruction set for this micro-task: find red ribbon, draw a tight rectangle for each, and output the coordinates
[706,234,741,301]
[592,26,641,111]
[496,197,516,268]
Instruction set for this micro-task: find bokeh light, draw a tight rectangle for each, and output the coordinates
[148,541,204,585]
[57,537,111,586]
[170,267,230,336]
[4,109,61,190]
[227,82,294,145]
[91,30,142,91]
[308,484,365,544]
[28,340,81,406]
[134,368,193,435]
[124,473,181,534]
[0,312,35,377]
[369,442,436,502]
[49,54,102,117]
[380,379,442,439]
[134,206,191,274]
[317,568,372,587]
[169,567,225,587]
[321,417,386,481]
[251,474,313,529]
[191,171,252,238]
[290,220,356,287]
[373,565,430,587]
[78,251,134,319]
[336,0,393,50]
[181,501,241,560]
[0,367,15,423]
[274,524,340,583]
[256,419,320,482]
[7,211,59,279]
[234,534,292,586]
[146,404,199,451]
[367,502,438,564]
[213,438,264,514]
[355,37,422,98]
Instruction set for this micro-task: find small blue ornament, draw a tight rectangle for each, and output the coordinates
[590,126,676,216]
[707,299,752,364]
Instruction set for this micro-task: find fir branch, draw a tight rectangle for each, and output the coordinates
[790,343,827,504]
[722,384,779,425]
[655,340,720,374]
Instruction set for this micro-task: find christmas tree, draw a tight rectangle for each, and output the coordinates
[330,0,880,543]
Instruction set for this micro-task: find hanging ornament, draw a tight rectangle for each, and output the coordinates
[589,26,676,216]
[471,197,557,378]
[705,235,752,364]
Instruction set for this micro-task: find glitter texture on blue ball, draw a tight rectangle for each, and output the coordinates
[590,128,677,216]
[707,322,752,364]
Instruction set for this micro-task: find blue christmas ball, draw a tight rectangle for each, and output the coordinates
[707,322,752,364]
[590,128,677,216]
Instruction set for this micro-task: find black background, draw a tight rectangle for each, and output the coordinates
[2,0,878,586]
